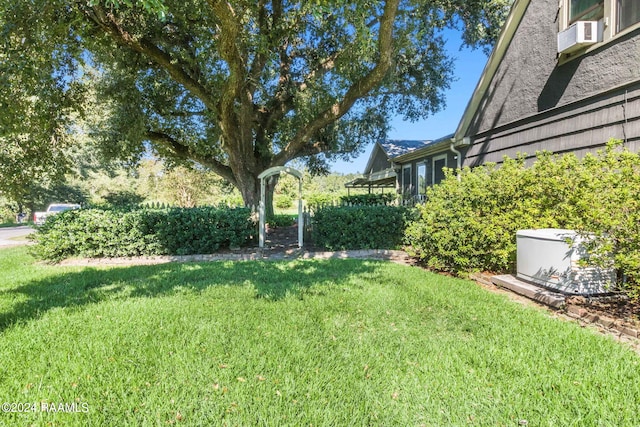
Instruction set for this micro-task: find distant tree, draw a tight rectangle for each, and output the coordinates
[0,0,513,209]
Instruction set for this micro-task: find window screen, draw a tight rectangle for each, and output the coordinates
[402,165,412,195]
[417,164,427,195]
[570,0,604,23]
[618,0,640,32]
[433,157,447,186]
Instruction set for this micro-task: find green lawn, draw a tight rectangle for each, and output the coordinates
[0,247,638,426]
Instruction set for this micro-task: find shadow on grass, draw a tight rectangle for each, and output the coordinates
[0,258,380,332]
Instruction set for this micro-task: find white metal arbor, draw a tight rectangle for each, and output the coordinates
[258,166,304,248]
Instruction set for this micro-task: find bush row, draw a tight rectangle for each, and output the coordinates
[405,141,640,295]
[339,193,396,206]
[312,205,410,251]
[31,207,255,261]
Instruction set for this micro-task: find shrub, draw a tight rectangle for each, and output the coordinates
[275,195,293,209]
[267,214,297,228]
[312,205,410,250]
[31,206,255,261]
[305,193,335,208]
[102,190,145,208]
[404,140,640,296]
[405,153,585,274]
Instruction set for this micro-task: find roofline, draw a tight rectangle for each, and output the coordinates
[391,134,455,163]
[453,0,532,143]
[364,140,386,174]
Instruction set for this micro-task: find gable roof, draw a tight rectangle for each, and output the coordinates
[454,0,531,142]
[363,139,433,173]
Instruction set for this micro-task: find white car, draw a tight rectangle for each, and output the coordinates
[33,203,81,225]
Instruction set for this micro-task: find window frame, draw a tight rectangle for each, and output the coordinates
[568,0,604,24]
[417,162,427,195]
[560,0,640,62]
[401,164,412,196]
[432,154,448,186]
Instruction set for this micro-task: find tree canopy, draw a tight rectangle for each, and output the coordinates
[1,0,512,206]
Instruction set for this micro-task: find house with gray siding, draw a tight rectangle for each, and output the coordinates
[345,139,434,194]
[456,0,640,166]
[349,0,640,199]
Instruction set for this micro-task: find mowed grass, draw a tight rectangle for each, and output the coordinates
[0,247,639,426]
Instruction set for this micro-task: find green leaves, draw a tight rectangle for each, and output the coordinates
[30,206,256,261]
[405,139,640,297]
[312,205,409,250]
[1,0,512,208]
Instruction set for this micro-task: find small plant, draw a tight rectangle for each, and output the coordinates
[275,195,293,209]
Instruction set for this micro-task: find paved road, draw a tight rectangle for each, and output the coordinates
[0,226,34,247]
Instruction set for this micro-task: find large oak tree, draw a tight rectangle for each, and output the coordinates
[1,0,511,207]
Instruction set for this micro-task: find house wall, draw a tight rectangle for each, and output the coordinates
[464,0,640,166]
[368,146,392,174]
[396,150,463,195]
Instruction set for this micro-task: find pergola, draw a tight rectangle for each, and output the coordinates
[258,166,304,249]
[344,174,396,196]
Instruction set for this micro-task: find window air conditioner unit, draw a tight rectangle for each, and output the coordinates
[557,21,600,54]
[516,229,616,295]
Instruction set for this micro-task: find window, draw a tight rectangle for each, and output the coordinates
[618,0,640,32]
[569,0,604,23]
[432,155,447,186]
[417,163,427,195]
[560,0,640,61]
[402,165,412,196]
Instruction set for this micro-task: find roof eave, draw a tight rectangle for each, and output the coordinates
[453,0,532,143]
[391,137,456,163]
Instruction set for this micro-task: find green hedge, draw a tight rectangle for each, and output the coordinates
[312,205,410,250]
[31,206,256,261]
[339,193,396,206]
[404,141,640,296]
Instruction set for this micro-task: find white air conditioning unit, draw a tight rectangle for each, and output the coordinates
[557,21,600,54]
[516,229,616,295]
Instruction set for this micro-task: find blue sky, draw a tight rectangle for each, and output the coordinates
[330,29,490,174]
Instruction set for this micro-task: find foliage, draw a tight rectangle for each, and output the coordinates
[267,214,297,228]
[1,0,513,207]
[312,205,410,250]
[405,140,640,295]
[101,190,145,209]
[339,193,396,206]
[2,247,640,426]
[30,206,255,261]
[274,195,293,210]
[569,144,640,296]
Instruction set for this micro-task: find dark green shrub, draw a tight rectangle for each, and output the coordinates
[339,193,396,206]
[31,206,255,261]
[102,190,145,208]
[312,205,410,250]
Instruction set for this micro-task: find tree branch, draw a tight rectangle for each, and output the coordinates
[79,5,218,112]
[146,130,236,185]
[207,0,255,171]
[272,0,400,166]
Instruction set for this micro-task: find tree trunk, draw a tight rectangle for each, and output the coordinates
[264,175,278,220]
[234,169,278,220]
